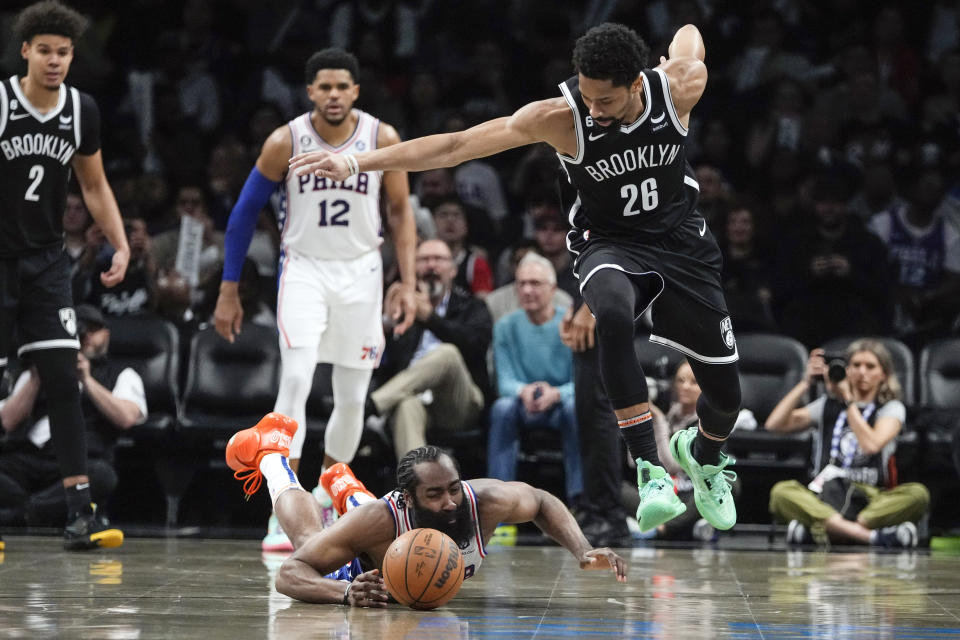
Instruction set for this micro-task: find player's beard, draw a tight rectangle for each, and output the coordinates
[409,493,474,548]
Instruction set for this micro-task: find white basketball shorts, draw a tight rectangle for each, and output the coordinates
[276,248,385,368]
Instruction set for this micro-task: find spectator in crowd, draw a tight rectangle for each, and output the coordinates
[719,201,776,332]
[431,196,494,298]
[83,218,156,316]
[0,305,146,527]
[488,253,582,505]
[368,239,492,462]
[765,340,929,548]
[849,155,907,223]
[693,163,733,228]
[649,360,741,542]
[532,205,578,301]
[773,173,891,348]
[868,162,960,343]
[63,192,91,276]
[485,240,572,324]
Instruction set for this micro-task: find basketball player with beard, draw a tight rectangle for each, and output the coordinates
[212,48,418,551]
[225,413,626,605]
[290,23,742,536]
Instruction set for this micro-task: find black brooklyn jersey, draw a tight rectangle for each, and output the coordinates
[0,76,100,257]
[558,69,699,243]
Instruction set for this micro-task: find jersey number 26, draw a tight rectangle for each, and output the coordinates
[620,178,658,216]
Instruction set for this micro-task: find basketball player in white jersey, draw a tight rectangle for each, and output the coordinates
[225,413,627,605]
[214,48,417,551]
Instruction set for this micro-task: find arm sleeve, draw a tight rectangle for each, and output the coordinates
[222,167,280,282]
[77,92,101,155]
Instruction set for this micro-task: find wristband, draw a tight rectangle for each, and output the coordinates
[342,580,353,605]
[344,154,360,177]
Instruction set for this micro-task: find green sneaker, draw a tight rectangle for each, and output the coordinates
[670,425,737,530]
[635,460,686,532]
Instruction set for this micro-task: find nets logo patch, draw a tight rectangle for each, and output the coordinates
[59,307,77,336]
[720,316,735,349]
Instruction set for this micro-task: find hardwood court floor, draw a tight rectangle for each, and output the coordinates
[1,537,959,639]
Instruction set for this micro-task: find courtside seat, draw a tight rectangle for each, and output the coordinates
[106,313,180,434]
[920,338,960,411]
[179,324,280,440]
[727,333,810,469]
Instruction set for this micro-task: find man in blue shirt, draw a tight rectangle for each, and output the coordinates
[488,253,582,504]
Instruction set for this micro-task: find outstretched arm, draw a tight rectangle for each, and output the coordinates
[289,98,574,181]
[473,479,627,582]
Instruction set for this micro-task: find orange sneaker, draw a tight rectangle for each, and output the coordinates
[225,412,299,497]
[319,463,375,515]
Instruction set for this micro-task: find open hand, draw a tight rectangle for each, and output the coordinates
[579,548,627,583]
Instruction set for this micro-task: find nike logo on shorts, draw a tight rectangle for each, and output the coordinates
[699,219,707,236]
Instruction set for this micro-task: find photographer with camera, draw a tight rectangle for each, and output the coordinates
[0,305,146,530]
[764,339,929,548]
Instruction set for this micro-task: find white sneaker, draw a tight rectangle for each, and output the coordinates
[312,483,338,529]
[261,513,293,552]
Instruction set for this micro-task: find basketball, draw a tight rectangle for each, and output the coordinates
[381,528,465,610]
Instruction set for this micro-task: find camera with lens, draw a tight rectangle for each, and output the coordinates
[824,353,847,383]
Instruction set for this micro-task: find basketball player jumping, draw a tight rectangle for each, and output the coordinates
[0,1,129,551]
[213,48,418,551]
[226,413,626,605]
[290,24,742,534]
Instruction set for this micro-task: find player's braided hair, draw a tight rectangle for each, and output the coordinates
[395,445,459,509]
[572,23,649,88]
[14,1,88,43]
[305,47,360,84]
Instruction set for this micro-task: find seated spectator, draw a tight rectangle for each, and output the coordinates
[151,184,224,326]
[868,162,960,344]
[431,196,494,298]
[83,218,156,316]
[765,340,930,548]
[485,240,572,324]
[0,305,147,527]
[532,205,578,301]
[719,201,776,332]
[487,253,582,505]
[645,360,741,542]
[773,172,891,348]
[368,239,491,462]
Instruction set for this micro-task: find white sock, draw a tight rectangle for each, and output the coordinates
[259,453,304,506]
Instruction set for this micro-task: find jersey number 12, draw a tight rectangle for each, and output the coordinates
[318,199,350,226]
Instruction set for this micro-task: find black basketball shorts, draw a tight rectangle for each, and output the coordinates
[0,246,80,366]
[571,212,738,364]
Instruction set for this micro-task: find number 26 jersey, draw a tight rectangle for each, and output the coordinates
[280,109,384,260]
[558,69,700,245]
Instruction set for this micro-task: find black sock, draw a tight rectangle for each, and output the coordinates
[618,413,661,466]
[65,483,93,520]
[693,429,725,467]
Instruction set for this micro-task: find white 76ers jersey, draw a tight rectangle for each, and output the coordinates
[382,482,486,580]
[279,109,384,259]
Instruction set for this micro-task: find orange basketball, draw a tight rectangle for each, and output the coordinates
[381,528,465,610]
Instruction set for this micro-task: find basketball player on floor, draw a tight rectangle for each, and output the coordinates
[226,413,626,605]
[290,23,741,534]
[213,48,417,552]
[0,1,129,551]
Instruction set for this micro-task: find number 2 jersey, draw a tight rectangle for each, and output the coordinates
[279,109,384,260]
[0,76,100,258]
[558,69,700,250]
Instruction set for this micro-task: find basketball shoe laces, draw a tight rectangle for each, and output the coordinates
[701,456,737,505]
[638,466,671,500]
[235,466,264,499]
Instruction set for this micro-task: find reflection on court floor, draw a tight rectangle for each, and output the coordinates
[0,537,958,639]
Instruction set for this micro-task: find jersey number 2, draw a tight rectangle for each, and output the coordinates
[318,199,349,226]
[24,165,44,202]
[620,178,658,216]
